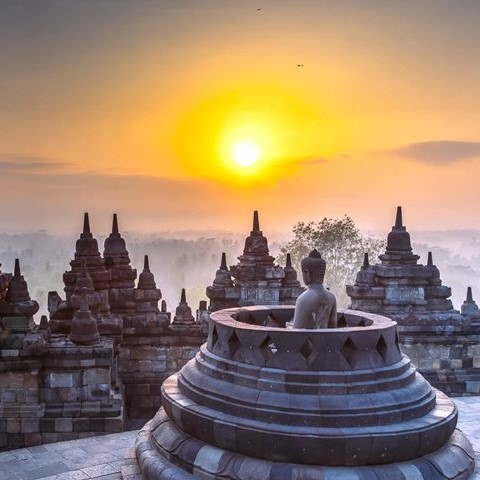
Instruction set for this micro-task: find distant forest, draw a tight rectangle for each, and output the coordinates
[1,228,480,320]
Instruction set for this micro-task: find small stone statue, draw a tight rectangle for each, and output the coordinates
[291,249,337,329]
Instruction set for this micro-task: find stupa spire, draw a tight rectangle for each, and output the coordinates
[252,210,260,232]
[181,288,187,304]
[427,252,433,267]
[286,253,292,268]
[395,206,403,229]
[467,286,473,303]
[112,213,119,235]
[144,255,150,272]
[220,252,227,269]
[363,253,370,269]
[83,212,91,235]
[14,258,21,277]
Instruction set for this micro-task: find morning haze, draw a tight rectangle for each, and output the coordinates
[1,1,480,234]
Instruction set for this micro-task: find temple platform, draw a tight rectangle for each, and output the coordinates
[0,397,479,480]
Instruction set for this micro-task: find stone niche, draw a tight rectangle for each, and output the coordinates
[134,305,474,479]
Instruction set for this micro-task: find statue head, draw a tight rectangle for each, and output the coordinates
[301,249,326,285]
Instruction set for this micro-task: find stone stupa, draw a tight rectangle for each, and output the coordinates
[134,248,474,479]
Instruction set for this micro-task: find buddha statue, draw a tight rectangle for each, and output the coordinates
[291,249,337,329]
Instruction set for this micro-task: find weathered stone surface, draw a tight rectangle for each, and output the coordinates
[348,207,467,328]
[171,289,198,328]
[0,214,210,449]
[135,305,475,479]
[348,207,479,396]
[69,287,100,346]
[207,212,304,312]
[103,214,137,314]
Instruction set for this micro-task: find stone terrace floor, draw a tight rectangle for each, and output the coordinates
[1,397,480,480]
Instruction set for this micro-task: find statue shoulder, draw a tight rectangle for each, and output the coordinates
[326,289,336,299]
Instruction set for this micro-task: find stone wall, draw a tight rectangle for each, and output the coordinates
[39,335,123,445]
[400,332,480,396]
[0,356,43,450]
[0,330,125,451]
[118,330,204,423]
[0,323,208,451]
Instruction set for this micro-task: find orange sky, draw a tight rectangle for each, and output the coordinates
[1,1,480,235]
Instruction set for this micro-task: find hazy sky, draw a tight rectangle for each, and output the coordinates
[2,0,480,236]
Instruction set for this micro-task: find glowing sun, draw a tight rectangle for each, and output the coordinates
[232,141,260,168]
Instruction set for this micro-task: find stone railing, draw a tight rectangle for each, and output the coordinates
[207,306,402,371]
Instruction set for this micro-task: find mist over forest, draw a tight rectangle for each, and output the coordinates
[1,227,480,321]
[0,229,284,319]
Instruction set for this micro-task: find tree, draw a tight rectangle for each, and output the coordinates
[277,216,385,308]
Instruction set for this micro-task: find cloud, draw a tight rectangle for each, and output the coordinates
[389,141,480,165]
[0,169,314,234]
[293,157,326,166]
[0,154,70,172]
[0,171,234,223]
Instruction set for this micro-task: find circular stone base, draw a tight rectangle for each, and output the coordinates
[135,408,475,480]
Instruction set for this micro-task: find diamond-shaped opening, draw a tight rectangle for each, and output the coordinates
[337,314,347,328]
[300,337,315,362]
[271,310,294,327]
[227,330,241,357]
[236,311,252,324]
[210,325,219,349]
[341,336,356,368]
[261,335,276,358]
[357,319,366,327]
[376,334,387,361]
[264,314,281,328]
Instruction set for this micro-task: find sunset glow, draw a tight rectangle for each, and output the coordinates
[232,141,260,168]
[2,2,480,233]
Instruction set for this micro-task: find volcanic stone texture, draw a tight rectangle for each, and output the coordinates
[347,207,479,396]
[135,306,475,479]
[207,211,304,312]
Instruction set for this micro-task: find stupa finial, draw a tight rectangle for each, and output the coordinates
[363,253,370,269]
[395,206,403,229]
[286,253,292,268]
[14,258,21,277]
[112,213,119,235]
[144,255,150,272]
[180,288,186,304]
[83,212,91,235]
[427,252,433,267]
[220,252,227,269]
[467,286,473,303]
[253,210,260,232]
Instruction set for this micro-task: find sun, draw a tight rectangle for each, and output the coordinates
[232,141,260,168]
